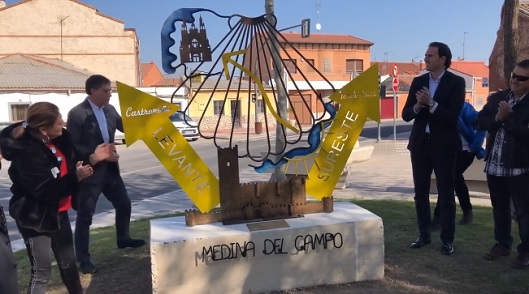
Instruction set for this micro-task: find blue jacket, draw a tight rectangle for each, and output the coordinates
[459,102,486,159]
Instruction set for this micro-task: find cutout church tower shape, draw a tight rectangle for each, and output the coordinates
[179,16,212,63]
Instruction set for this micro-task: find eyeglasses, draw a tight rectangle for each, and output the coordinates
[511,72,529,82]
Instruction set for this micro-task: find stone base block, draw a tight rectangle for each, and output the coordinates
[347,141,375,164]
[150,202,384,294]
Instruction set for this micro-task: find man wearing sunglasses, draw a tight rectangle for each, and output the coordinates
[477,59,529,269]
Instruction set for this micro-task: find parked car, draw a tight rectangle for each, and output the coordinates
[170,111,199,141]
[114,129,126,144]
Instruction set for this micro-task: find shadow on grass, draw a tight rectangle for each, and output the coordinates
[14,201,529,294]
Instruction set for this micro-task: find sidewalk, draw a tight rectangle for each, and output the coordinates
[10,133,493,251]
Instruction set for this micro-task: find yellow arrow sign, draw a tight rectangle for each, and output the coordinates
[306,63,380,199]
[222,50,299,134]
[116,82,220,212]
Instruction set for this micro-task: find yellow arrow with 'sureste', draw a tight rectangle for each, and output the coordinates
[306,63,380,199]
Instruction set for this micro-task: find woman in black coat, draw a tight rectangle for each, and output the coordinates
[0,102,102,294]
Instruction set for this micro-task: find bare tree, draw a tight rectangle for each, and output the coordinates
[503,0,519,85]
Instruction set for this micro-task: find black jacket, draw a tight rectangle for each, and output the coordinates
[477,90,529,168]
[0,122,80,233]
[402,71,466,155]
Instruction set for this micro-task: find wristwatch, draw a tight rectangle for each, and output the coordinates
[428,100,435,107]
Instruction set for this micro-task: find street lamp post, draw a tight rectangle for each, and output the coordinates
[265,0,288,181]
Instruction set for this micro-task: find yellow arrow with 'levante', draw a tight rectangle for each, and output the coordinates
[116,82,220,212]
[306,64,380,199]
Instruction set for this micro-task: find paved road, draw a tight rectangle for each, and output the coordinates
[360,119,413,141]
[0,120,412,243]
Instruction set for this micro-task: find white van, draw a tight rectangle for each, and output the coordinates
[169,111,199,141]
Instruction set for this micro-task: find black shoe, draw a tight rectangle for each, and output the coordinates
[117,238,146,249]
[459,211,473,225]
[511,252,529,269]
[431,216,440,232]
[441,243,454,255]
[79,261,97,274]
[410,237,431,249]
[483,243,511,260]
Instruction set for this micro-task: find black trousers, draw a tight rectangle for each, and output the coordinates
[18,212,82,294]
[487,172,529,254]
[411,141,457,244]
[434,150,475,217]
[75,173,131,263]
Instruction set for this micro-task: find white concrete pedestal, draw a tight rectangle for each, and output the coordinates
[150,202,384,294]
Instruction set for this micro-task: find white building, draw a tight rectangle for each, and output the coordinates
[0,54,187,123]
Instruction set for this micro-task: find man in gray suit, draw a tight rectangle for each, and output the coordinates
[67,75,145,274]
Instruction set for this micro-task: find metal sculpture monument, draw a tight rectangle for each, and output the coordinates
[117,8,380,226]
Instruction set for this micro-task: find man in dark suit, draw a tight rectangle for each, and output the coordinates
[402,42,466,255]
[67,74,145,274]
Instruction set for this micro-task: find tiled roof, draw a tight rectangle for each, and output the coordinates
[450,61,489,78]
[377,62,423,76]
[381,75,414,92]
[281,32,373,46]
[376,61,488,78]
[154,78,180,87]
[141,61,161,86]
[0,54,102,91]
[141,62,156,78]
[141,61,180,87]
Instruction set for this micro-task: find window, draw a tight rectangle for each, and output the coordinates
[282,59,297,73]
[306,59,315,72]
[323,58,332,73]
[213,100,224,115]
[346,59,363,78]
[10,103,29,121]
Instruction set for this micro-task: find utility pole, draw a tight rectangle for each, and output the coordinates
[265,0,288,181]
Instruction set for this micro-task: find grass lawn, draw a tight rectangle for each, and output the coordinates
[14,200,529,294]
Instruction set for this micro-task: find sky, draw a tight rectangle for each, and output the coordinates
[6,0,506,71]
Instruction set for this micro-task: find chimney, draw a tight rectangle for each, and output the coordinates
[0,1,6,8]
